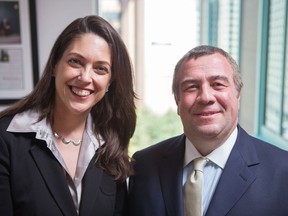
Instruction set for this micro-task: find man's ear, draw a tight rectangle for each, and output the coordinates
[174,95,180,115]
[237,90,242,110]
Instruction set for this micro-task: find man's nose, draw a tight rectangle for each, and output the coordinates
[197,85,215,104]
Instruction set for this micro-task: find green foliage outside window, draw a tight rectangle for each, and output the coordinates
[129,106,183,156]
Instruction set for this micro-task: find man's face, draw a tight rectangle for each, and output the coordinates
[176,53,241,147]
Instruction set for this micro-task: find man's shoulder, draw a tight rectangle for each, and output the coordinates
[254,137,288,160]
[238,126,288,162]
[130,134,185,175]
[133,134,185,163]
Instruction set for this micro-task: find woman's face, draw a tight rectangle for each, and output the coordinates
[53,33,111,116]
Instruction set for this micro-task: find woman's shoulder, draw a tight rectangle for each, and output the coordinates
[0,114,14,131]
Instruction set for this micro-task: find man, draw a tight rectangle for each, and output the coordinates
[128,45,288,216]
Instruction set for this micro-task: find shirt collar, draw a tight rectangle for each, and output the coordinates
[6,110,103,149]
[184,127,238,169]
[7,109,44,133]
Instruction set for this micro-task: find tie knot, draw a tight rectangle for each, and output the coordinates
[193,157,207,172]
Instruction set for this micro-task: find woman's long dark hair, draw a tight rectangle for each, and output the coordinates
[0,15,137,182]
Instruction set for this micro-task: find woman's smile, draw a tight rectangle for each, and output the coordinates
[70,86,93,97]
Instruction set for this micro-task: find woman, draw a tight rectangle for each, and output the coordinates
[0,15,136,216]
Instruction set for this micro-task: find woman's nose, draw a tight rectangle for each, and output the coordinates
[78,67,92,82]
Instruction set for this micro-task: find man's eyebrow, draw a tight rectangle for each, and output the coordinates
[180,79,199,87]
[180,75,229,85]
[210,75,229,82]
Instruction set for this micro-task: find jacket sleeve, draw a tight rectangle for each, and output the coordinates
[0,133,13,216]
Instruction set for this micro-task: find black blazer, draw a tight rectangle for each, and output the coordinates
[0,115,127,216]
[128,126,288,216]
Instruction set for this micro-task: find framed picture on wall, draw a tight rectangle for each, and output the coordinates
[0,0,38,104]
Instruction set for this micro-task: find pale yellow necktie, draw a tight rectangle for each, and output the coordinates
[184,157,207,216]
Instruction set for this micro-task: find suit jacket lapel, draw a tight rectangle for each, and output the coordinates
[159,135,186,216]
[30,140,78,216]
[206,127,259,216]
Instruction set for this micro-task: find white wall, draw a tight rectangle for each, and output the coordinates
[238,0,260,135]
[36,0,96,73]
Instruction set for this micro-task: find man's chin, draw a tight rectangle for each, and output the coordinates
[196,125,220,137]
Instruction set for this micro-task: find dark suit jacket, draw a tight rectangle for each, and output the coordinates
[0,115,127,216]
[128,126,288,216]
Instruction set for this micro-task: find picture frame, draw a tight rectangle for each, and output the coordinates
[0,0,39,104]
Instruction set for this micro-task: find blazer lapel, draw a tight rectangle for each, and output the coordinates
[30,140,78,216]
[78,156,103,216]
[206,127,259,216]
[159,135,186,216]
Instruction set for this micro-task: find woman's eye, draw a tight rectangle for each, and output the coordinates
[68,59,82,66]
[94,66,109,75]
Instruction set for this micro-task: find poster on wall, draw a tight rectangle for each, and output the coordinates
[0,0,38,104]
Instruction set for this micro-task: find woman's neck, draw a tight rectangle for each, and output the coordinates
[52,110,88,141]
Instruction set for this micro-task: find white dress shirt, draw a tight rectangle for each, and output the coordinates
[183,127,238,215]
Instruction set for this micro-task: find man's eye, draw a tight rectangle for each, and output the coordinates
[213,82,225,87]
[190,85,198,89]
[185,85,198,90]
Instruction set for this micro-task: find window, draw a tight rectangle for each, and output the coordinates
[205,0,242,64]
[96,0,122,33]
[259,0,288,149]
